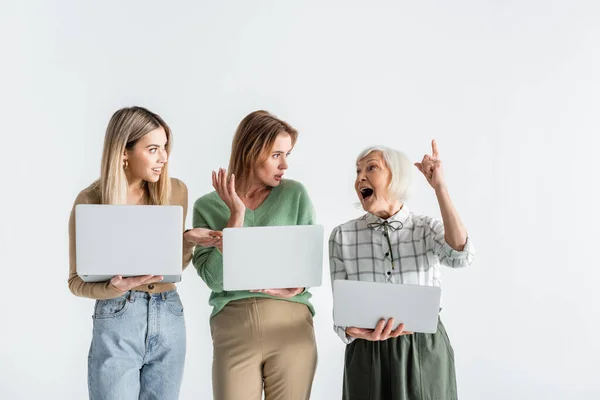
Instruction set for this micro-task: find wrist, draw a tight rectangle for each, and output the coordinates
[110,282,126,293]
[434,184,448,195]
[227,213,245,228]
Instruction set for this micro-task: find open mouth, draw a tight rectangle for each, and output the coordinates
[360,187,374,200]
[152,168,162,174]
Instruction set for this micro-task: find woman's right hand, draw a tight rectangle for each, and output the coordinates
[213,168,246,222]
[346,318,412,341]
[109,275,164,293]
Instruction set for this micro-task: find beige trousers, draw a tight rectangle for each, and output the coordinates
[210,298,318,400]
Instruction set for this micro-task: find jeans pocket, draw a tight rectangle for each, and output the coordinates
[165,292,184,316]
[93,295,129,319]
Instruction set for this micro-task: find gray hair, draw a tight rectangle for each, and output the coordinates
[356,146,414,201]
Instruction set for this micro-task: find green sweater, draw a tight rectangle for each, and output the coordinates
[192,179,316,317]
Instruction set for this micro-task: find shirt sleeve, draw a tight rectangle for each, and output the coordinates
[297,182,316,225]
[191,199,225,293]
[175,179,195,269]
[329,227,356,344]
[427,217,475,268]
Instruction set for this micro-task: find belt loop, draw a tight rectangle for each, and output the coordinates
[127,290,134,303]
[161,292,166,301]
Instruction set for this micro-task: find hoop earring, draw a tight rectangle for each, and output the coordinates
[123,159,129,170]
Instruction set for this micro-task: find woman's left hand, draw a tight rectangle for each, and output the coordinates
[414,139,446,191]
[250,288,304,298]
[184,228,223,248]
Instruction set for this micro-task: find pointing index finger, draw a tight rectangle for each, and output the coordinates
[431,139,439,158]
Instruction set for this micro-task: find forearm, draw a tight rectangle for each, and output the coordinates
[68,272,123,300]
[182,239,195,269]
[193,247,225,292]
[435,186,468,250]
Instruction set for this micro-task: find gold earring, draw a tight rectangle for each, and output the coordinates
[123,159,129,170]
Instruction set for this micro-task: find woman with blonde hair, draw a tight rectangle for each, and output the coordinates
[190,110,318,400]
[68,106,217,399]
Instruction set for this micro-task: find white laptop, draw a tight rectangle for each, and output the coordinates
[222,225,324,291]
[75,205,183,283]
[333,280,442,334]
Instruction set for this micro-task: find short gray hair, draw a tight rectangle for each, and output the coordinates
[356,146,414,201]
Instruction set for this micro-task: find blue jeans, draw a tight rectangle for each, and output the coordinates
[88,290,186,400]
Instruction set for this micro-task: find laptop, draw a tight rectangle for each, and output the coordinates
[75,204,183,283]
[333,280,442,334]
[222,225,324,291]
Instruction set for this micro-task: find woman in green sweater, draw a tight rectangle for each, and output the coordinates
[188,110,317,400]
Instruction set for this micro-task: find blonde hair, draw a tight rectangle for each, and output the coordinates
[228,110,298,195]
[100,106,172,205]
[356,146,414,201]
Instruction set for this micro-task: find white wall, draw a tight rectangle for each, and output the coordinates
[1,0,599,399]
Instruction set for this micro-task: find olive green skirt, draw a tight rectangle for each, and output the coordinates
[343,318,458,400]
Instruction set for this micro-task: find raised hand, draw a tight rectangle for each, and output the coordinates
[414,139,446,191]
[212,168,246,217]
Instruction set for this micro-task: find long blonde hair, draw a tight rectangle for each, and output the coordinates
[99,106,172,205]
[228,110,298,195]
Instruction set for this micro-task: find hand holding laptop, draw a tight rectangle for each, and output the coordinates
[250,288,304,298]
[110,274,164,293]
[346,318,412,341]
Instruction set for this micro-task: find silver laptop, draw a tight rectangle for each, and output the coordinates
[333,280,442,334]
[222,225,324,291]
[75,205,183,283]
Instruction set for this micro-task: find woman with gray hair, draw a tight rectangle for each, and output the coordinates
[329,140,475,400]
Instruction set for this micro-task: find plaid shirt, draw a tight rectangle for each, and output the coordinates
[328,206,475,344]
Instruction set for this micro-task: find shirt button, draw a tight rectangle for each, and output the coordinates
[148,284,155,290]
[385,252,389,257]
[387,271,391,275]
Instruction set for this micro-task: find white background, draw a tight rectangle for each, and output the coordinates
[1,1,599,399]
